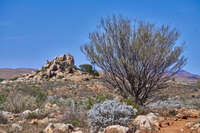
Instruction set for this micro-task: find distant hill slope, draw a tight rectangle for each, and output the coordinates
[0,68,36,79]
[173,70,199,82]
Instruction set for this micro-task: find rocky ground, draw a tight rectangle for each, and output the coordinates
[0,54,200,133]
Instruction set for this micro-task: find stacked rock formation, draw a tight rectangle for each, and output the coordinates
[44,54,75,78]
[13,54,83,82]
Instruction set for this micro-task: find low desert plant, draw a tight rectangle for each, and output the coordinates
[57,75,64,79]
[79,64,99,77]
[35,90,47,107]
[120,97,142,115]
[61,99,87,126]
[2,91,37,113]
[0,78,5,82]
[88,99,137,133]
[26,109,49,120]
[0,93,7,106]
[86,94,111,109]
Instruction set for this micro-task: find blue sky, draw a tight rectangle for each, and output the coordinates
[0,0,200,74]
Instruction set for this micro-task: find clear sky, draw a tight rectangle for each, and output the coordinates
[0,0,200,74]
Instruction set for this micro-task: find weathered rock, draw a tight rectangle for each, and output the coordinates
[185,122,194,128]
[72,131,83,133]
[134,115,152,130]
[30,117,49,125]
[1,111,14,121]
[134,113,159,130]
[191,123,200,130]
[65,54,74,65]
[45,103,59,111]
[146,113,159,127]
[43,123,74,133]
[21,110,32,118]
[102,125,129,133]
[0,129,7,133]
[11,123,22,132]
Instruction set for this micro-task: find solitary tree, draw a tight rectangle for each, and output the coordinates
[81,15,186,105]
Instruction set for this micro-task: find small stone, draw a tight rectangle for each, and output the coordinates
[185,122,194,128]
[11,123,22,131]
[134,115,152,130]
[43,123,74,133]
[103,125,129,133]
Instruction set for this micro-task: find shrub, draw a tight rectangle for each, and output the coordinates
[62,100,87,126]
[0,78,5,82]
[35,90,47,106]
[57,75,64,79]
[86,94,109,110]
[0,93,7,106]
[26,109,49,119]
[3,91,37,113]
[88,99,137,132]
[81,15,186,105]
[120,97,142,115]
[79,64,99,77]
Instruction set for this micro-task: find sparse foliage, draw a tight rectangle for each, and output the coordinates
[2,90,38,113]
[88,99,137,132]
[81,15,186,105]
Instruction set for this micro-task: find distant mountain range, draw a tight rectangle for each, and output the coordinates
[0,68,36,80]
[172,70,199,81]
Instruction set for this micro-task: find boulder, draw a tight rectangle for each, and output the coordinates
[134,115,152,130]
[146,113,159,127]
[102,125,129,133]
[21,110,32,118]
[43,123,74,133]
[0,129,7,133]
[65,54,74,65]
[11,123,22,132]
[134,113,159,130]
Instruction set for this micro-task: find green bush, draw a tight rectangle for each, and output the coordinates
[120,97,142,115]
[0,93,7,106]
[57,75,64,79]
[69,120,82,126]
[86,94,110,109]
[35,90,47,106]
[0,78,5,82]
[26,109,48,119]
[79,64,99,77]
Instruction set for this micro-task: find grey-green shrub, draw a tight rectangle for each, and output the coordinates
[88,99,137,132]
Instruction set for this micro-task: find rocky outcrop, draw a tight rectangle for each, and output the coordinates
[9,53,91,82]
[42,54,75,78]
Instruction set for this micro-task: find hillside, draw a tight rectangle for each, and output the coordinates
[0,68,36,80]
[173,70,200,82]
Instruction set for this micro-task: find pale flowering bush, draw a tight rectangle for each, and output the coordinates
[88,99,137,133]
